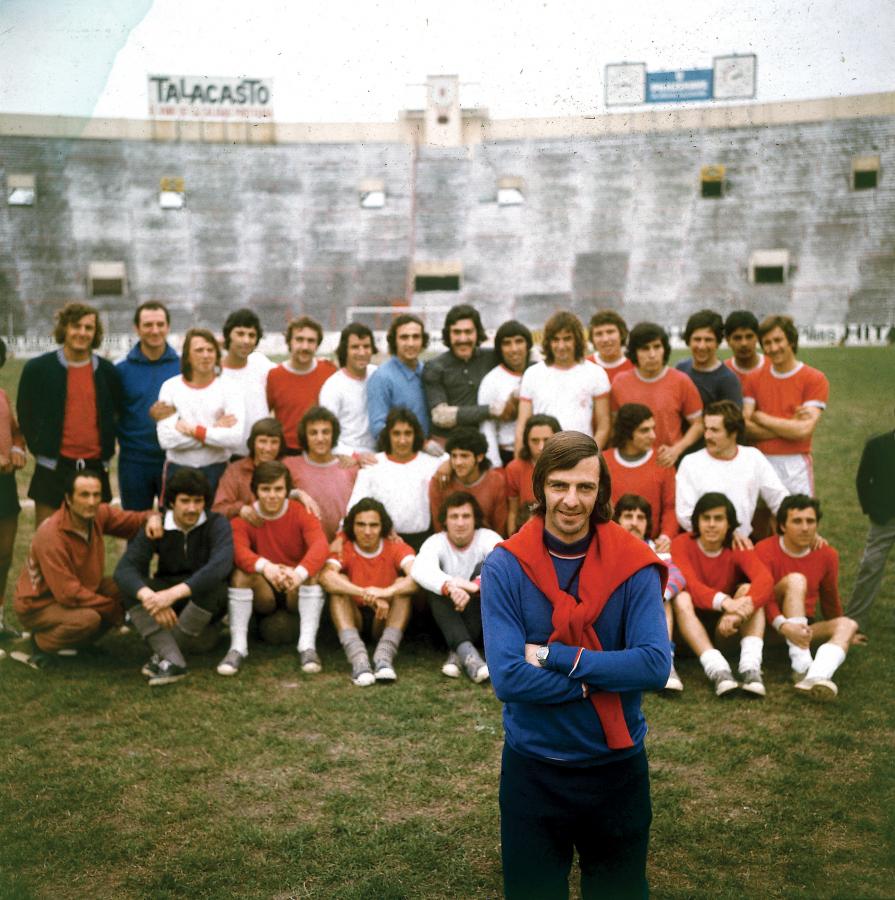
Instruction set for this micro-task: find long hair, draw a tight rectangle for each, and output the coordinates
[344,497,393,543]
[531,431,613,526]
[692,492,738,548]
[542,311,586,365]
[626,322,670,365]
[298,405,341,450]
[519,414,561,461]
[377,407,424,454]
[247,418,285,460]
[54,302,102,348]
[494,320,533,368]
[181,328,221,380]
[441,304,486,348]
[610,403,654,449]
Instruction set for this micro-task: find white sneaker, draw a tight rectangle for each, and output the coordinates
[794,676,838,701]
[216,649,245,676]
[664,665,684,692]
[441,651,461,678]
[299,648,322,674]
[709,667,739,697]
[739,667,766,698]
[374,661,397,682]
[471,663,490,684]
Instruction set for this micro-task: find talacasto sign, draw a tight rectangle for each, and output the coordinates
[148,75,273,121]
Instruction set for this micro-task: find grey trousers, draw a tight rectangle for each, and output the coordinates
[847,517,895,631]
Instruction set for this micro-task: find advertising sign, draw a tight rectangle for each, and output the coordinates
[646,69,713,103]
[148,75,273,121]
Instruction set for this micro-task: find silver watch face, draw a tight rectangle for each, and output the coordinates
[536,645,549,661]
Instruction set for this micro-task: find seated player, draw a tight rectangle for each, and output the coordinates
[319,498,416,685]
[670,492,774,697]
[12,471,160,668]
[412,493,501,683]
[504,414,560,535]
[613,494,687,692]
[346,407,447,552]
[604,403,677,553]
[676,400,787,548]
[212,418,319,522]
[114,467,233,686]
[755,495,860,700]
[429,428,508,537]
[219,460,329,677]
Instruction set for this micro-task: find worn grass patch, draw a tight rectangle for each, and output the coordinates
[1,347,894,898]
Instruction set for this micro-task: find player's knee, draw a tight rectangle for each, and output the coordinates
[672,591,694,616]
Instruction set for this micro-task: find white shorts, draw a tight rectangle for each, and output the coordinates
[767,454,814,496]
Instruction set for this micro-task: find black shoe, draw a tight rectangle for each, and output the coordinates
[10,638,54,671]
[148,659,188,686]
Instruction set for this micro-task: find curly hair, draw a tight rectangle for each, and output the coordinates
[54,303,102,348]
[542,311,586,365]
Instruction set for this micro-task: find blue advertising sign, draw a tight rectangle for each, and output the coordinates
[646,69,713,103]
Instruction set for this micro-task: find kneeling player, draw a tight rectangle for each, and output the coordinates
[319,498,416,685]
[755,495,859,700]
[115,467,233,685]
[412,492,501,683]
[219,460,329,676]
[670,492,774,697]
[613,494,687,691]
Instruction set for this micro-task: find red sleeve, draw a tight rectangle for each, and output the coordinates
[659,467,678,538]
[818,546,843,619]
[741,371,757,403]
[231,518,260,573]
[389,539,416,571]
[733,548,774,609]
[803,367,830,407]
[99,504,148,540]
[670,535,719,610]
[488,471,508,537]
[212,463,249,519]
[504,461,522,499]
[296,506,330,577]
[428,479,446,532]
[29,533,112,610]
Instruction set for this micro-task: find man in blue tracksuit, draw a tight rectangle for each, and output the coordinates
[116,302,180,509]
[481,431,670,899]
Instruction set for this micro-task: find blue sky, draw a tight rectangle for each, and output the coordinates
[1,0,892,122]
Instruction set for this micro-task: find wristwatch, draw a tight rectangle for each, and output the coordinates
[536,645,550,664]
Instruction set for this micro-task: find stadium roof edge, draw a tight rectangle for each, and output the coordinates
[0,91,892,144]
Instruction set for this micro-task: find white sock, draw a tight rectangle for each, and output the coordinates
[805,642,846,681]
[297,584,325,653]
[738,636,764,673]
[785,616,813,673]
[227,587,254,656]
[699,648,730,677]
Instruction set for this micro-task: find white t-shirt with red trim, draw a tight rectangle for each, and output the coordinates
[519,361,610,436]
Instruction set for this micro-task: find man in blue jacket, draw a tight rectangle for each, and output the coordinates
[17,302,123,527]
[115,302,180,509]
[114,466,233,686]
[481,431,670,899]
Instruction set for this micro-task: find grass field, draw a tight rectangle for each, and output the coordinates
[1,347,893,899]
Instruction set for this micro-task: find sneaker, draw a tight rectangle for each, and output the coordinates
[794,676,838,701]
[141,654,161,678]
[148,659,188,686]
[299,648,322,674]
[0,621,22,640]
[664,665,684,692]
[10,638,54,671]
[216,648,245,676]
[709,667,739,697]
[373,661,397,682]
[351,659,375,687]
[56,648,78,657]
[441,651,461,678]
[463,652,489,684]
[739,668,766,698]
